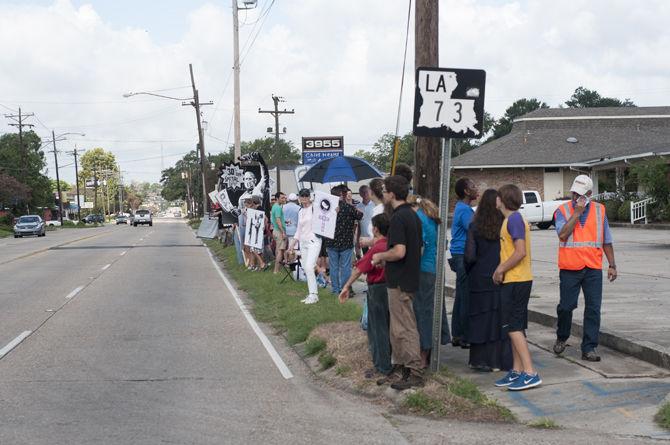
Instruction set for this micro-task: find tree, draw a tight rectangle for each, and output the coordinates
[0,130,52,212]
[632,159,670,221]
[488,99,548,142]
[565,87,636,108]
[238,137,300,166]
[0,172,31,207]
[354,133,415,172]
[80,148,118,213]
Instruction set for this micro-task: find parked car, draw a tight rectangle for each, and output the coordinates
[14,215,46,238]
[519,191,569,229]
[84,214,104,224]
[115,214,129,225]
[45,219,61,227]
[133,209,152,227]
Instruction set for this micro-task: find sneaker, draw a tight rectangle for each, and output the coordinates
[316,274,327,288]
[553,339,567,355]
[377,366,403,386]
[303,295,319,305]
[582,350,601,362]
[391,372,425,391]
[494,370,521,387]
[507,372,542,391]
[300,295,310,303]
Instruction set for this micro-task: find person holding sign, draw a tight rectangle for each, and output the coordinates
[288,189,322,305]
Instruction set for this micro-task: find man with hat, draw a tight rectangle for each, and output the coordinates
[553,175,617,362]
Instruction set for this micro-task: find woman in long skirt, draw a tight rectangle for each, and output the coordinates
[465,189,512,371]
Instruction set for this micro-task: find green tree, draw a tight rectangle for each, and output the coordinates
[80,148,118,213]
[488,99,548,142]
[0,130,52,212]
[565,86,636,108]
[354,133,414,172]
[238,137,300,166]
[632,159,670,221]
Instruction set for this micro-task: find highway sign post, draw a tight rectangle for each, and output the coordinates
[412,67,486,372]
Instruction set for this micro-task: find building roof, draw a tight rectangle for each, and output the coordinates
[452,106,670,168]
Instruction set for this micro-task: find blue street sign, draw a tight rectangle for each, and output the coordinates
[302,150,343,165]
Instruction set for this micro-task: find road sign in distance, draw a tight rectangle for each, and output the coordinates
[413,67,486,139]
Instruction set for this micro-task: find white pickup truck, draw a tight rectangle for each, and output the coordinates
[519,191,569,230]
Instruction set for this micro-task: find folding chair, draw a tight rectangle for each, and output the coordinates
[280,257,302,284]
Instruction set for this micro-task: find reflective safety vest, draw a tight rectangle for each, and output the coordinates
[557,201,605,270]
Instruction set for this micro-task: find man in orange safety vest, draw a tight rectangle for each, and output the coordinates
[552,175,617,362]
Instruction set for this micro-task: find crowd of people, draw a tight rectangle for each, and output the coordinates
[225,166,617,393]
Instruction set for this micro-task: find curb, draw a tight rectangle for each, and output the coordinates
[445,284,670,371]
[608,222,670,230]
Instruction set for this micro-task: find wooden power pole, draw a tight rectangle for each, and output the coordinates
[414,0,441,203]
[259,94,294,193]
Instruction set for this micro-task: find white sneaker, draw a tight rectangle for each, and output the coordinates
[300,295,310,303]
[304,295,319,305]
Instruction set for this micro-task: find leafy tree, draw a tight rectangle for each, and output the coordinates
[488,99,548,142]
[0,130,52,212]
[0,172,31,207]
[632,159,670,221]
[80,148,118,213]
[565,87,636,108]
[238,137,300,166]
[354,133,414,172]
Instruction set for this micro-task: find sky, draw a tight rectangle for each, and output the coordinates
[1,0,670,184]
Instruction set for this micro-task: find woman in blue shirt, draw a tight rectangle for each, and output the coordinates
[408,195,450,368]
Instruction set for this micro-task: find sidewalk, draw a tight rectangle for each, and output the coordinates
[445,226,670,370]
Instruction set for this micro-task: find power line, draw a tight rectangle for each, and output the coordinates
[239,0,277,66]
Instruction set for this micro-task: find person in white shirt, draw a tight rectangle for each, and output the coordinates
[360,178,385,249]
[288,189,322,305]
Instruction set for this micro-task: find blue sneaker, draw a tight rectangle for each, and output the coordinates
[507,372,542,391]
[494,370,520,387]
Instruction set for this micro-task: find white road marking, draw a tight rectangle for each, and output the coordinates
[120,251,127,256]
[101,264,111,271]
[205,248,294,380]
[65,286,84,300]
[139,238,144,241]
[0,331,32,359]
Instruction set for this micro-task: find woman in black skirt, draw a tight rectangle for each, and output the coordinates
[465,189,513,372]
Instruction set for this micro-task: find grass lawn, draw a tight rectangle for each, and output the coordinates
[0,226,12,238]
[656,402,670,430]
[205,241,361,344]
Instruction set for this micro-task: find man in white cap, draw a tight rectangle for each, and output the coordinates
[552,174,617,362]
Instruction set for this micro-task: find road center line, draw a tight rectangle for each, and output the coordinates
[120,251,127,256]
[0,331,32,360]
[65,286,84,300]
[205,248,294,380]
[101,264,111,271]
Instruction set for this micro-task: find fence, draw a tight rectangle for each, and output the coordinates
[630,198,655,224]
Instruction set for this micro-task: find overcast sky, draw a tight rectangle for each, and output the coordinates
[2,0,669,184]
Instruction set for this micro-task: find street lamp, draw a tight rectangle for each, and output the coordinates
[123,82,213,217]
[45,131,86,225]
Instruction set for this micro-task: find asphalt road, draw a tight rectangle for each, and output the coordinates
[0,220,663,444]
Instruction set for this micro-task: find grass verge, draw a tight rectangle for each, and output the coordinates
[528,418,560,429]
[205,242,361,345]
[404,391,447,416]
[304,337,327,356]
[318,352,336,370]
[0,225,12,238]
[188,218,202,229]
[656,402,670,430]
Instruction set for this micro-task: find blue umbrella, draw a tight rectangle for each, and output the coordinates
[299,156,383,183]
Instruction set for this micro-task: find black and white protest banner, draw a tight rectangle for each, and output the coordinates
[312,191,338,239]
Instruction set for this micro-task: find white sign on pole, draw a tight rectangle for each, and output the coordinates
[413,67,486,139]
[208,190,220,206]
[312,191,338,239]
[244,208,265,250]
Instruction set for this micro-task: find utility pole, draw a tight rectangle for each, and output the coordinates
[5,107,35,185]
[68,147,84,222]
[232,1,258,160]
[51,130,64,225]
[259,94,294,192]
[183,63,213,216]
[414,0,441,204]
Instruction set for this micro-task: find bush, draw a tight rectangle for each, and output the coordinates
[0,213,15,226]
[602,200,621,221]
[617,201,631,222]
[62,220,76,227]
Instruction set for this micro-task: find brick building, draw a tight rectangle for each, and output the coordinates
[452,106,670,200]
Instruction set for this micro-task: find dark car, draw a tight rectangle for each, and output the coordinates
[84,214,104,224]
